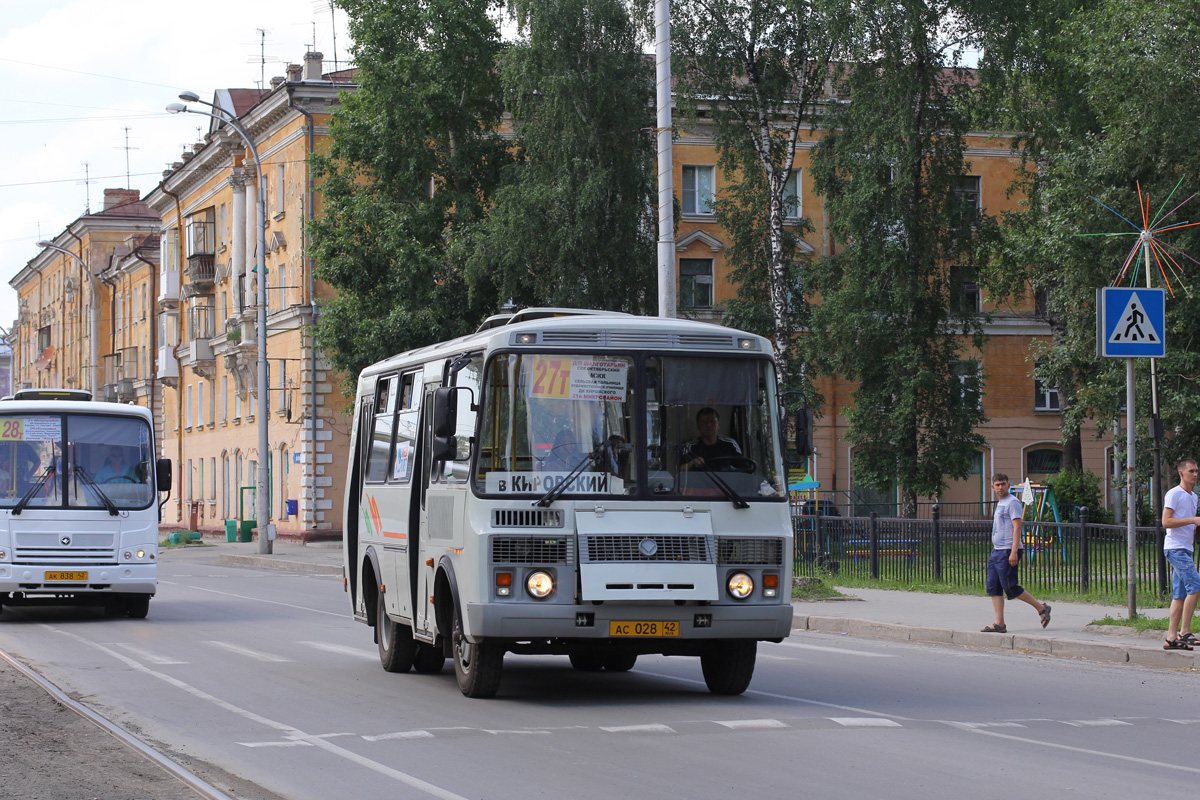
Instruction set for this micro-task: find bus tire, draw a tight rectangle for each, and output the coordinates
[568,651,604,671]
[701,640,756,695]
[603,652,637,672]
[413,642,446,674]
[125,595,150,619]
[376,591,415,673]
[452,603,502,698]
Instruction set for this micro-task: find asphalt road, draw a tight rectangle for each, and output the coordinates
[2,553,1199,799]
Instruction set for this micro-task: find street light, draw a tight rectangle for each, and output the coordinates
[36,241,100,393]
[168,93,273,555]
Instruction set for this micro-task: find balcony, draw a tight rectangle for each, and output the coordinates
[159,269,180,306]
[99,383,118,403]
[117,377,136,401]
[157,344,179,386]
[185,253,216,289]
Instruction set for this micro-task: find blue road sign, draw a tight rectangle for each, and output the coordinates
[1097,287,1166,358]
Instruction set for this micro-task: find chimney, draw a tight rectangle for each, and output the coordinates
[103,188,141,210]
[303,51,324,81]
[286,63,302,82]
[270,76,285,89]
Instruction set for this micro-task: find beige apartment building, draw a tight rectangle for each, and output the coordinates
[144,52,354,539]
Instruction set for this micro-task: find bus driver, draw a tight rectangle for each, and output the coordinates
[681,407,742,471]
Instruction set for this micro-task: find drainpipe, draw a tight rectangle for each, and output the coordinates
[163,185,187,520]
[287,86,318,536]
[65,228,94,392]
[132,245,158,424]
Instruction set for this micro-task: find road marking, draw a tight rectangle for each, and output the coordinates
[830,717,902,728]
[112,643,186,665]
[716,719,789,730]
[483,729,553,736]
[951,724,1200,775]
[204,640,292,662]
[164,581,345,618]
[298,641,377,661]
[364,730,436,742]
[600,723,676,734]
[239,740,312,748]
[944,722,1026,729]
[770,641,897,658]
[49,627,472,800]
[1166,719,1200,725]
[1062,719,1132,727]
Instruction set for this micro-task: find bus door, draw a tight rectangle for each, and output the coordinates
[414,379,441,637]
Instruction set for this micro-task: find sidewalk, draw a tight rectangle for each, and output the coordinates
[163,539,1197,671]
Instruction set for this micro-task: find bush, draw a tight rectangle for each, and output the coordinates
[1049,468,1105,521]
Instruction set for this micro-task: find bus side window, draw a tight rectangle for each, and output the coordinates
[392,370,422,483]
[443,355,482,483]
[364,376,395,483]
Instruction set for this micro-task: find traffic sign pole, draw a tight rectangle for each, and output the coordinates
[1126,358,1136,619]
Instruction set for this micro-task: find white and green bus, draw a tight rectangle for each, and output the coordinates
[0,389,172,618]
[343,310,795,697]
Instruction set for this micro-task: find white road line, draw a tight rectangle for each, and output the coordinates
[770,641,897,658]
[716,719,789,730]
[363,731,436,742]
[600,723,676,734]
[829,717,902,728]
[944,722,1027,729]
[1062,719,1132,727]
[483,729,553,736]
[1166,719,1200,725]
[951,725,1200,775]
[203,640,292,662]
[239,740,313,748]
[48,627,471,800]
[298,641,377,661]
[112,643,186,665]
[163,582,345,618]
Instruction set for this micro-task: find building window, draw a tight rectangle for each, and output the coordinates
[1026,448,1062,474]
[953,360,982,409]
[219,203,227,247]
[210,457,217,500]
[198,379,206,426]
[186,384,194,429]
[276,164,286,215]
[783,170,801,219]
[187,458,194,500]
[949,265,981,313]
[954,176,982,224]
[1034,373,1060,412]
[221,375,228,422]
[234,389,241,420]
[681,165,715,216]
[680,258,714,309]
[277,360,287,412]
[37,326,51,351]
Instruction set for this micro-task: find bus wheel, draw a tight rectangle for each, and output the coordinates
[700,640,756,695]
[413,642,446,674]
[452,603,502,698]
[376,591,415,673]
[568,651,604,671]
[603,652,637,672]
[125,595,150,619]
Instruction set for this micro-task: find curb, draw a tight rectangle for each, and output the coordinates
[217,555,342,576]
[795,615,1199,670]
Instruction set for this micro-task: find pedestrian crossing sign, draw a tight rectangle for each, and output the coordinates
[1097,287,1165,358]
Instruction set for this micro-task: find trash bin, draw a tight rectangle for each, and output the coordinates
[225,519,237,543]
[239,519,256,543]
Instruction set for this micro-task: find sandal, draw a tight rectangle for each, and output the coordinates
[1165,638,1194,651]
[1039,603,1052,628]
[981,623,1007,633]
[1180,632,1200,647]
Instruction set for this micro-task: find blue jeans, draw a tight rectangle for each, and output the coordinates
[1166,549,1200,600]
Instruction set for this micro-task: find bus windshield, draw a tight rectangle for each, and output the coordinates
[474,353,786,501]
[0,413,155,510]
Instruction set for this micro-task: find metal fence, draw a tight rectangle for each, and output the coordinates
[793,507,1169,601]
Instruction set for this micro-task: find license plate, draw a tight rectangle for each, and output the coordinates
[45,571,87,582]
[609,620,679,637]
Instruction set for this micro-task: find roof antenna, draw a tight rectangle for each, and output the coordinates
[117,127,139,190]
[79,162,91,214]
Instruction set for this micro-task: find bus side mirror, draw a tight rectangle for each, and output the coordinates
[156,458,172,489]
[432,387,460,462]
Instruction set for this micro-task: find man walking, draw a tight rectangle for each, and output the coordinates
[1162,458,1200,650]
[981,473,1051,633]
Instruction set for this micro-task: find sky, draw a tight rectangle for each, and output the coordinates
[0,0,353,333]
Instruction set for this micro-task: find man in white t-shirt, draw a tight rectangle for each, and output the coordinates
[980,473,1052,633]
[1162,458,1200,650]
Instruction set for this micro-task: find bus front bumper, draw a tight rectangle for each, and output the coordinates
[0,563,156,597]
[466,601,793,642]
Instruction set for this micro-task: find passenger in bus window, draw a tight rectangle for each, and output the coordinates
[0,453,11,495]
[680,407,742,471]
[542,429,581,473]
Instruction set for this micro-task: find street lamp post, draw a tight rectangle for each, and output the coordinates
[167,95,272,555]
[36,241,99,393]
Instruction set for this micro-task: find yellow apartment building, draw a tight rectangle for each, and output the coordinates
[145,52,354,539]
[12,189,162,429]
[672,121,1112,515]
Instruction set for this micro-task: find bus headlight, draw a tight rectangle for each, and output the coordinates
[727,572,754,599]
[526,571,554,599]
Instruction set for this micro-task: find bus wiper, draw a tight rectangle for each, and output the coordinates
[691,461,750,510]
[12,463,55,516]
[534,442,608,508]
[74,463,119,516]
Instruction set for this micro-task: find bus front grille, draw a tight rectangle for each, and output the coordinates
[492,508,564,529]
[581,534,714,564]
[717,537,784,566]
[491,535,572,565]
[14,548,117,566]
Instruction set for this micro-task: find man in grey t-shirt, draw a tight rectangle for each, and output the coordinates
[981,473,1052,633]
[1162,458,1200,649]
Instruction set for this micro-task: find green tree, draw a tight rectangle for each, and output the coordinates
[465,0,656,312]
[807,1,993,515]
[670,0,848,398]
[310,0,510,392]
